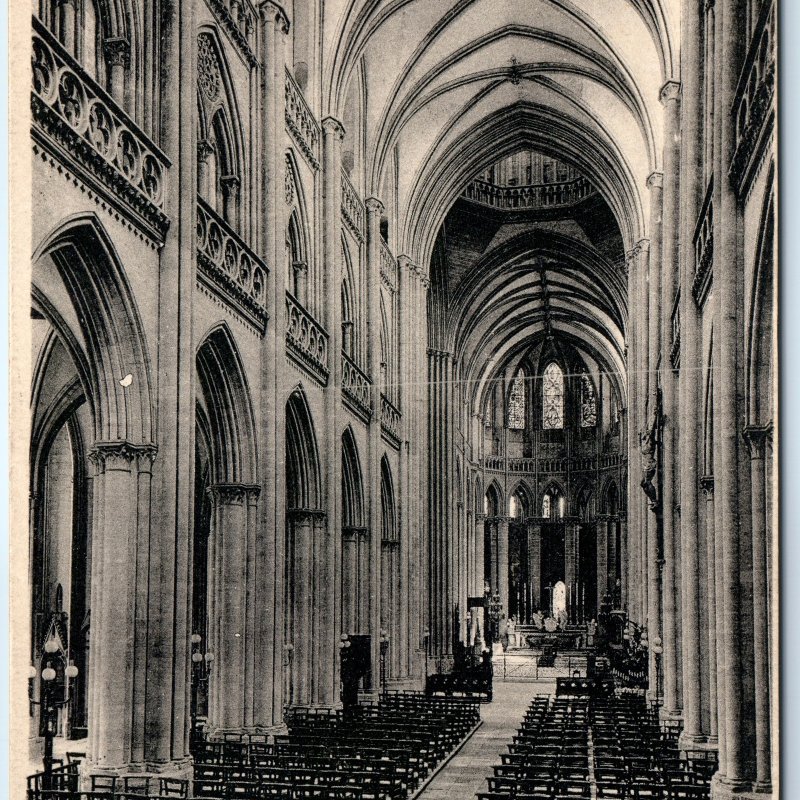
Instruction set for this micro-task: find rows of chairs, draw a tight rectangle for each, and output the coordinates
[592,696,713,799]
[478,695,592,800]
[192,691,479,799]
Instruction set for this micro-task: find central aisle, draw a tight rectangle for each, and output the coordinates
[416,678,556,799]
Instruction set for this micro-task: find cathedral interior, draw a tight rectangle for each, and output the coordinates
[21,1,777,798]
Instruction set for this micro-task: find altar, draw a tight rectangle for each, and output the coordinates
[508,624,586,652]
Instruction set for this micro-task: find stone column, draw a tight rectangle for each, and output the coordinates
[341,527,358,634]
[660,79,683,720]
[85,442,158,774]
[103,38,130,107]
[206,484,260,732]
[292,260,308,304]
[713,0,749,786]
[497,517,510,626]
[619,513,628,610]
[220,175,241,230]
[701,476,718,744]
[257,0,290,729]
[197,140,215,201]
[357,529,371,634]
[596,516,609,612]
[744,426,772,791]
[526,518,542,611]
[564,518,579,618]
[56,0,77,56]
[319,116,346,707]
[474,514,486,597]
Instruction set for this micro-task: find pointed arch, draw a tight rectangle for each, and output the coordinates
[542,361,565,430]
[575,483,593,521]
[603,479,620,516]
[341,427,365,527]
[196,323,258,485]
[474,475,484,515]
[485,480,503,517]
[541,480,566,520]
[286,388,322,510]
[380,455,397,542]
[32,213,154,445]
[703,334,715,477]
[509,480,534,519]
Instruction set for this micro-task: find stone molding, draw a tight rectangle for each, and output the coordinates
[206,483,261,505]
[88,440,158,470]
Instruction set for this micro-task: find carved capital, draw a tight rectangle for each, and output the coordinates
[647,171,664,189]
[197,138,216,162]
[103,37,131,68]
[659,80,681,105]
[220,174,241,194]
[89,440,158,471]
[258,1,290,33]
[743,424,772,460]
[207,483,261,506]
[699,475,715,498]
[321,116,346,141]
[365,196,385,216]
[287,508,326,523]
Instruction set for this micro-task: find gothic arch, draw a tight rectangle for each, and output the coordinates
[746,172,775,428]
[380,455,397,542]
[32,213,154,446]
[474,475,484,515]
[603,479,620,516]
[196,323,258,485]
[703,335,715,477]
[341,427,365,527]
[509,480,534,519]
[286,388,323,510]
[485,480,503,517]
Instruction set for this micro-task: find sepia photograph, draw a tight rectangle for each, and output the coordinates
[9,0,780,798]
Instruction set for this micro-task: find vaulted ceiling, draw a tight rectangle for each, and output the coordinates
[323,0,679,266]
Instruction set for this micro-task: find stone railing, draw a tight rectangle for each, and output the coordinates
[31,17,170,241]
[207,0,258,66]
[730,0,775,195]
[692,179,714,305]
[286,292,329,384]
[341,168,365,241]
[197,197,269,331]
[463,176,595,211]
[380,240,397,292]
[481,453,625,474]
[285,68,320,169]
[342,352,371,420]
[380,394,401,444]
[670,293,681,370]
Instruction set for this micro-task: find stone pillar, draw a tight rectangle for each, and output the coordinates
[341,320,354,357]
[257,0,290,728]
[526,518,542,611]
[56,0,77,56]
[197,140,215,201]
[293,260,308,304]
[341,527,358,634]
[475,514,486,597]
[357,529,371,634]
[206,484,260,732]
[497,518,509,625]
[564,519,579,618]
[744,426,772,792]
[660,79,683,720]
[286,510,316,706]
[103,38,130,107]
[220,175,241,229]
[596,516,609,612]
[619,514,628,610]
[713,0,749,786]
[85,442,158,774]
[701,476,718,744]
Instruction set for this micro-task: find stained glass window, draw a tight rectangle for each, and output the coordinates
[580,373,597,427]
[508,370,525,429]
[542,362,564,429]
[542,493,551,519]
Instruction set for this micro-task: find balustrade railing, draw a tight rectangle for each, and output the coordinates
[463,176,595,211]
[341,168,365,241]
[342,352,371,419]
[380,394,401,443]
[31,17,170,240]
[285,68,320,169]
[730,0,775,194]
[380,240,397,292]
[692,179,714,305]
[207,0,258,65]
[481,453,625,474]
[196,197,269,330]
[286,292,329,383]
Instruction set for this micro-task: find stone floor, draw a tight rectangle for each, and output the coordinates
[416,676,557,800]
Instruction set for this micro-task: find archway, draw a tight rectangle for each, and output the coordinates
[194,324,259,733]
[341,428,368,636]
[285,389,324,706]
[380,456,400,679]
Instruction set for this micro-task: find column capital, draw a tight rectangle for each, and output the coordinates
[292,259,308,274]
[197,138,216,162]
[103,36,131,68]
[321,116,346,140]
[220,174,241,193]
[625,239,650,267]
[258,1,290,33]
[659,80,681,105]
[647,171,664,189]
[524,516,547,526]
[595,514,612,523]
[365,196,385,215]
[89,440,158,470]
[699,475,715,497]
[743,424,773,459]
[287,508,327,523]
[207,483,261,505]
